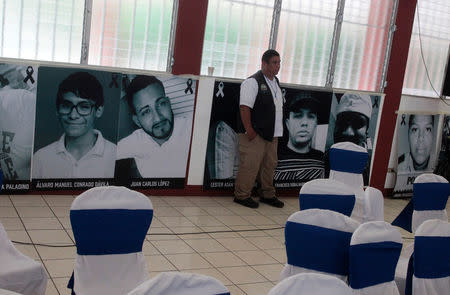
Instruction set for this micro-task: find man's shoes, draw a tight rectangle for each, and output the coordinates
[234,197,259,208]
[260,197,284,208]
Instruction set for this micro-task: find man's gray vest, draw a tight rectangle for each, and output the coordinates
[237,70,279,141]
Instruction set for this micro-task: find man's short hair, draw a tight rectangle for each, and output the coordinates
[126,75,165,114]
[408,114,434,128]
[261,49,280,63]
[284,91,320,119]
[56,72,104,107]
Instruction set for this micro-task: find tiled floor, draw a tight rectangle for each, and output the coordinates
[0,194,447,295]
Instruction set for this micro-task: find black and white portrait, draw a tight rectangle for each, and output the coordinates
[435,115,450,181]
[274,89,332,187]
[115,75,195,189]
[325,92,383,185]
[394,113,440,194]
[32,67,120,183]
[203,81,241,189]
[0,63,37,191]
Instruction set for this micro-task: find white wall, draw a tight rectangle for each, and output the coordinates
[187,78,215,185]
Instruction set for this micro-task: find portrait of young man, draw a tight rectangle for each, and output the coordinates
[0,64,37,183]
[32,68,119,180]
[274,90,331,185]
[393,113,439,195]
[324,92,381,185]
[115,75,194,183]
[398,114,436,173]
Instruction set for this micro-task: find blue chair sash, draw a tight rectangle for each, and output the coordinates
[392,182,450,233]
[285,222,352,275]
[71,209,153,255]
[414,236,450,279]
[413,183,450,211]
[329,148,368,174]
[349,241,402,289]
[299,193,355,217]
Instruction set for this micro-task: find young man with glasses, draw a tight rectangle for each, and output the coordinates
[115,75,191,178]
[32,71,116,178]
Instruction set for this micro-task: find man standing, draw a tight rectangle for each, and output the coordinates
[398,114,434,172]
[234,49,284,208]
[33,72,116,178]
[116,75,191,178]
[274,92,324,182]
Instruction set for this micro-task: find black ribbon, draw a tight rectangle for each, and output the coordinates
[23,66,35,84]
[401,114,406,125]
[373,97,379,108]
[185,78,193,94]
[109,73,119,88]
[122,74,130,90]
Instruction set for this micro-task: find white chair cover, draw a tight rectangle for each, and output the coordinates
[411,219,450,295]
[349,221,402,295]
[329,142,384,222]
[127,272,230,295]
[394,243,414,295]
[69,186,153,295]
[392,174,450,234]
[268,273,353,295]
[299,178,356,218]
[280,209,360,282]
[0,222,47,295]
[412,174,449,233]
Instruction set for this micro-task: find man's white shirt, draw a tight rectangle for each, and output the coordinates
[239,75,283,137]
[117,116,192,178]
[32,130,116,179]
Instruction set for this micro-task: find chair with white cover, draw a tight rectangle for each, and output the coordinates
[268,273,352,295]
[280,209,360,282]
[412,174,449,233]
[299,178,356,218]
[329,142,384,222]
[127,272,230,295]
[349,221,402,295]
[0,222,47,295]
[68,186,153,295]
[409,219,450,295]
[392,174,449,234]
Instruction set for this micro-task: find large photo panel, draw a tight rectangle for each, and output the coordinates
[435,115,450,180]
[274,88,332,188]
[325,91,383,185]
[32,67,121,190]
[0,63,37,193]
[203,81,241,189]
[394,113,441,196]
[115,75,196,189]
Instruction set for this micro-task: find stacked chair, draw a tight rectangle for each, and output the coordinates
[68,186,153,295]
[408,219,450,295]
[127,272,230,295]
[328,142,384,222]
[299,178,356,217]
[393,173,450,294]
[268,273,352,295]
[349,221,402,295]
[0,222,47,295]
[280,209,360,282]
